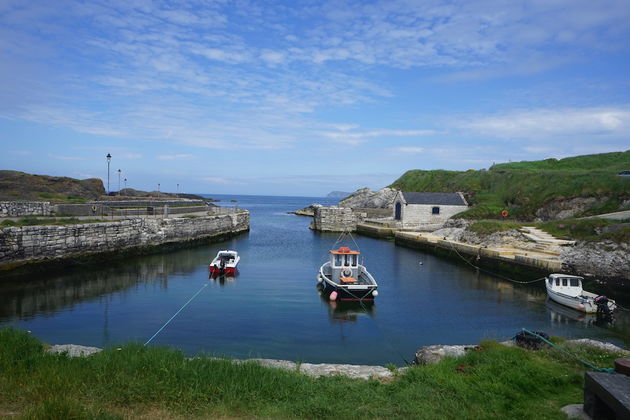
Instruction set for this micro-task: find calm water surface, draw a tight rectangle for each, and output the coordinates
[1,194,628,365]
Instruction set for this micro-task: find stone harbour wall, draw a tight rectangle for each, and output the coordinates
[0,201,52,217]
[312,206,359,232]
[0,211,249,267]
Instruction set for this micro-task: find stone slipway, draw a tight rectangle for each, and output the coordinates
[394,230,564,273]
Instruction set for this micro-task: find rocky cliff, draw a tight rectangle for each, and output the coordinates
[0,170,104,202]
[339,187,398,209]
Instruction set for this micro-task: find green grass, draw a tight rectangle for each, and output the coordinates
[391,151,630,221]
[37,193,88,203]
[468,220,522,235]
[536,218,630,242]
[1,218,110,227]
[491,151,630,172]
[0,327,625,419]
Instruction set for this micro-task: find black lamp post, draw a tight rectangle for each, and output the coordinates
[157,183,160,198]
[124,178,127,190]
[117,169,121,195]
[106,153,111,194]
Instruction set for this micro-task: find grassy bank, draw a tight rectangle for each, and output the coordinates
[0,328,625,419]
[464,218,630,243]
[390,151,630,220]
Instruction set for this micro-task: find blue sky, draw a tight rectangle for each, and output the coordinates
[1,0,629,197]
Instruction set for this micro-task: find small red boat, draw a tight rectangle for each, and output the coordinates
[209,250,240,276]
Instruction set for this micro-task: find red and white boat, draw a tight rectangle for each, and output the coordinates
[209,250,240,276]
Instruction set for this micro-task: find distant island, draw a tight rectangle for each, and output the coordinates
[326,191,351,198]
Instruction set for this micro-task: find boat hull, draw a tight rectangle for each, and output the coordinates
[320,280,376,301]
[209,266,237,276]
[545,283,615,314]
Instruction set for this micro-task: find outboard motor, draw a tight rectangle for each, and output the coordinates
[594,295,612,318]
[220,258,226,274]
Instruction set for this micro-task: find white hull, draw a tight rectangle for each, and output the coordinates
[545,282,615,314]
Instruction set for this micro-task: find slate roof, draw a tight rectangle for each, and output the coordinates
[401,191,467,206]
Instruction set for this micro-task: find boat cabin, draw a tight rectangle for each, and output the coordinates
[330,247,360,283]
[547,274,584,298]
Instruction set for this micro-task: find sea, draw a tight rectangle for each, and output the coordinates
[0,194,628,365]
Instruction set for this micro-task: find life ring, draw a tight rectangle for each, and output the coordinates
[501,209,508,217]
[342,268,352,277]
[92,205,97,212]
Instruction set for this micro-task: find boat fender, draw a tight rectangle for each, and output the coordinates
[372,290,378,297]
[317,275,323,283]
[342,268,352,277]
[329,291,338,301]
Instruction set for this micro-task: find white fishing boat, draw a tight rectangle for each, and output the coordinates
[316,246,378,301]
[545,274,616,315]
[209,250,240,276]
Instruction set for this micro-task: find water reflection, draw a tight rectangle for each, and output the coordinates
[545,299,616,328]
[209,271,239,286]
[0,249,209,321]
[317,288,375,324]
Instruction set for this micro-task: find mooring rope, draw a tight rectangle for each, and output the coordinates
[144,283,208,346]
[520,329,616,373]
[358,299,411,366]
[444,240,546,284]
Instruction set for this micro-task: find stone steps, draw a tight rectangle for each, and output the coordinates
[519,227,575,246]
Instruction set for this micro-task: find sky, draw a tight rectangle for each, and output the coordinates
[1,0,629,197]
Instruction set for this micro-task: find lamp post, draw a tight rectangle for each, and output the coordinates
[117,169,121,195]
[106,153,111,194]
[177,183,179,195]
[157,183,160,198]
[124,178,127,190]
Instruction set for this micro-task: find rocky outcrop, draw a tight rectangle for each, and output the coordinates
[339,187,398,209]
[535,197,608,221]
[291,203,322,217]
[47,345,394,380]
[326,191,351,198]
[561,241,630,282]
[414,339,628,365]
[0,170,104,201]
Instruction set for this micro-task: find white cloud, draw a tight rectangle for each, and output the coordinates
[203,177,242,185]
[395,146,425,153]
[321,128,436,144]
[157,154,195,160]
[459,106,630,139]
[48,154,83,161]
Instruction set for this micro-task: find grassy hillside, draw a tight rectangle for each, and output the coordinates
[0,170,105,202]
[391,151,630,220]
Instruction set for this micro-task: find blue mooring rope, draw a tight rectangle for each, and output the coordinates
[144,283,208,346]
[520,328,616,373]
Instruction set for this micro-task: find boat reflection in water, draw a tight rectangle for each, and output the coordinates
[209,270,238,287]
[318,285,375,324]
[545,298,614,327]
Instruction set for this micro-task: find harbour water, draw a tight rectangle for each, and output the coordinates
[0,194,628,365]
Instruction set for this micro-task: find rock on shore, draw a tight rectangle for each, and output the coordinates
[339,187,397,209]
[429,219,630,284]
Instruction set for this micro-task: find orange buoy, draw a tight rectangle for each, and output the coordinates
[501,209,508,217]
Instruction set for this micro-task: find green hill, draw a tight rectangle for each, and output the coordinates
[390,151,630,220]
[0,171,105,202]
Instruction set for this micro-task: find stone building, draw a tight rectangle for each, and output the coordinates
[393,191,468,228]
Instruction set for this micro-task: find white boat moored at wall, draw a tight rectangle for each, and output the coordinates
[545,273,616,315]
